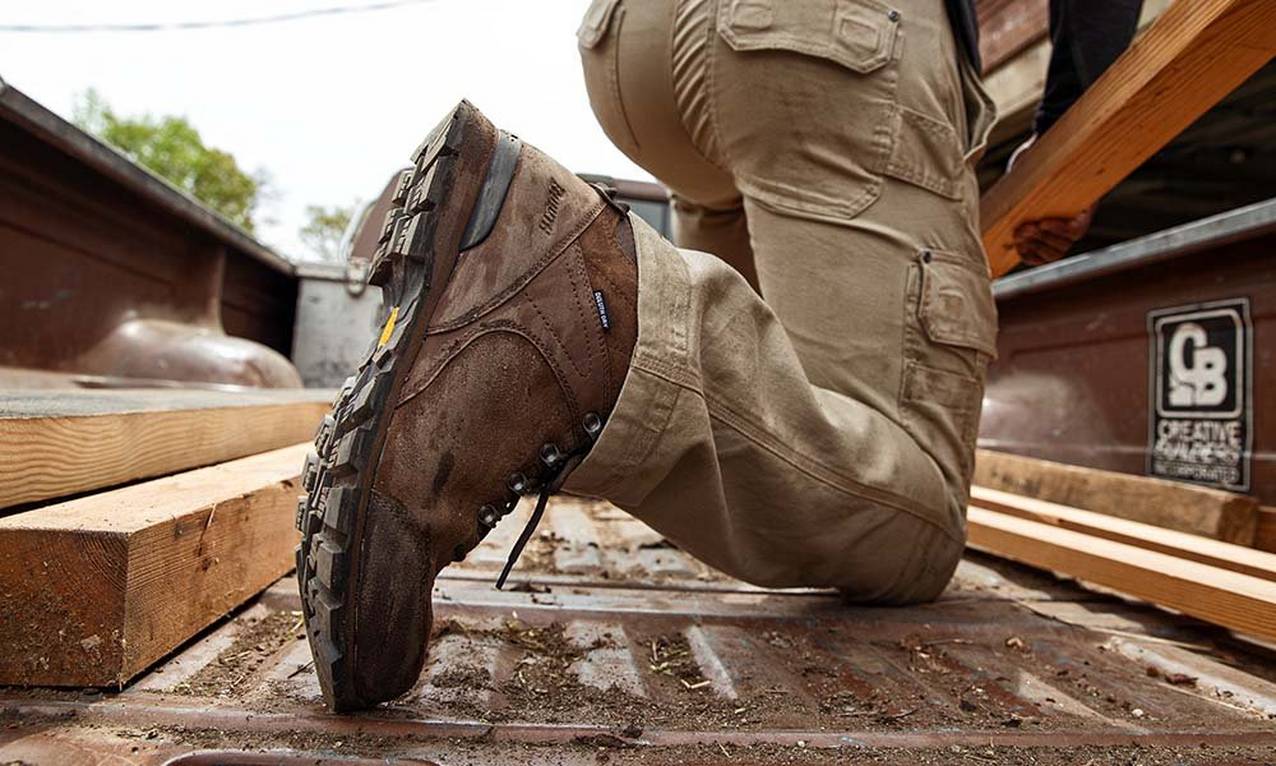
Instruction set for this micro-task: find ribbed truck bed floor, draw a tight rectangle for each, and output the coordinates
[3,497,1275,765]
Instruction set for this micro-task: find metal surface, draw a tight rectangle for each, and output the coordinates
[0,79,292,275]
[994,196,1276,301]
[982,206,1275,504]
[3,497,1275,764]
[290,262,384,388]
[0,82,302,387]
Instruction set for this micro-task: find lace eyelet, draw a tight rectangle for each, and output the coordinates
[540,443,562,467]
[508,472,529,495]
[582,411,603,439]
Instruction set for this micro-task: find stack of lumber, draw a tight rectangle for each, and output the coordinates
[0,390,328,687]
[968,451,1276,644]
[974,448,1261,544]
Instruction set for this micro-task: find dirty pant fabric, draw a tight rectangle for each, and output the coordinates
[565,0,998,603]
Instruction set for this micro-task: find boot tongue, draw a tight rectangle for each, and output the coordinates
[494,452,585,590]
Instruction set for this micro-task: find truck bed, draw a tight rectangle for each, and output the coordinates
[3,497,1275,765]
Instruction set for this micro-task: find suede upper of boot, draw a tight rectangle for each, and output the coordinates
[348,142,638,701]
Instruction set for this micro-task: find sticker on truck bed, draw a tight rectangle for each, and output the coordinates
[1147,298,1252,491]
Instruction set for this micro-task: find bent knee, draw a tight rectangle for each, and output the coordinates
[836,513,965,605]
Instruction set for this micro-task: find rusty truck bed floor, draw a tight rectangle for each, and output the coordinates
[3,498,1275,764]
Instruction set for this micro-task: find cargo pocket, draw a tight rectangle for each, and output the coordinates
[901,249,997,478]
[713,0,902,224]
[578,0,640,157]
[879,49,993,199]
[917,251,998,360]
[880,106,965,200]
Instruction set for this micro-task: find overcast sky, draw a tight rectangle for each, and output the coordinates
[0,0,652,260]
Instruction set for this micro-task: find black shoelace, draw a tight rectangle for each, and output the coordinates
[492,412,603,589]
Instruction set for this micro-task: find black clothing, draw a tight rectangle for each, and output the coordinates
[1035,0,1143,135]
[945,0,982,73]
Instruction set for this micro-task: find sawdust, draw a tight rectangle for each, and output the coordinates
[423,619,750,731]
[176,610,302,698]
[101,722,1276,766]
[646,634,709,691]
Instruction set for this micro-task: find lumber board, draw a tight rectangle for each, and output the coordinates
[966,506,1276,642]
[0,388,331,510]
[0,444,307,687]
[1257,507,1276,554]
[977,0,1049,74]
[973,449,1258,544]
[970,486,1276,583]
[980,0,1276,276]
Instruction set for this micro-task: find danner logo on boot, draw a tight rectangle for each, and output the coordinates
[539,179,565,234]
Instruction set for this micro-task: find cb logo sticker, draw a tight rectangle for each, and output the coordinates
[1147,298,1252,491]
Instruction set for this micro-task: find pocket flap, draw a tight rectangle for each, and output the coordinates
[918,252,998,358]
[717,0,900,74]
[578,0,622,49]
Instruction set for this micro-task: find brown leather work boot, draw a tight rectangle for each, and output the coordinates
[296,101,638,712]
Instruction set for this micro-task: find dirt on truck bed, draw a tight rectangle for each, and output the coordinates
[2,497,1275,765]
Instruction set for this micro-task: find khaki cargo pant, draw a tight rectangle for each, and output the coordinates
[564,0,998,603]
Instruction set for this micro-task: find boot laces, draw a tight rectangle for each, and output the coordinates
[494,411,604,589]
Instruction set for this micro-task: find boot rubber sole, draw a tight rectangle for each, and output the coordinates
[295,101,514,712]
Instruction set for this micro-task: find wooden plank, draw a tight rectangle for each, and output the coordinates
[980,0,1276,276]
[0,389,330,510]
[1257,507,1276,554]
[973,449,1258,544]
[966,506,1276,642]
[0,444,306,687]
[976,0,1049,74]
[970,486,1276,583]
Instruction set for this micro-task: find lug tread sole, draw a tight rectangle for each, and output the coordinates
[294,102,474,712]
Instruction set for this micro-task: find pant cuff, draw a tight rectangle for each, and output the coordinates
[561,212,690,505]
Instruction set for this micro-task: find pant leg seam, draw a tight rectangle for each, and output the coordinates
[705,0,731,171]
[632,353,703,393]
[630,351,960,543]
[704,391,962,543]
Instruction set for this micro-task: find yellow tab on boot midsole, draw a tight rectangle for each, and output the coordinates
[378,306,400,348]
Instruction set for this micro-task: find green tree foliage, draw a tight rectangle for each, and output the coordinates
[73,89,263,233]
[299,204,357,262]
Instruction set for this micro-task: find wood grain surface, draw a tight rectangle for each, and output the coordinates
[971,485,1276,583]
[967,506,1276,643]
[0,444,307,687]
[0,388,330,510]
[973,449,1258,544]
[980,0,1276,275]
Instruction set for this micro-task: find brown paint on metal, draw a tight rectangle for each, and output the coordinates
[4,697,1276,750]
[0,87,300,388]
[5,500,1276,762]
[981,234,1275,504]
[164,752,439,766]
